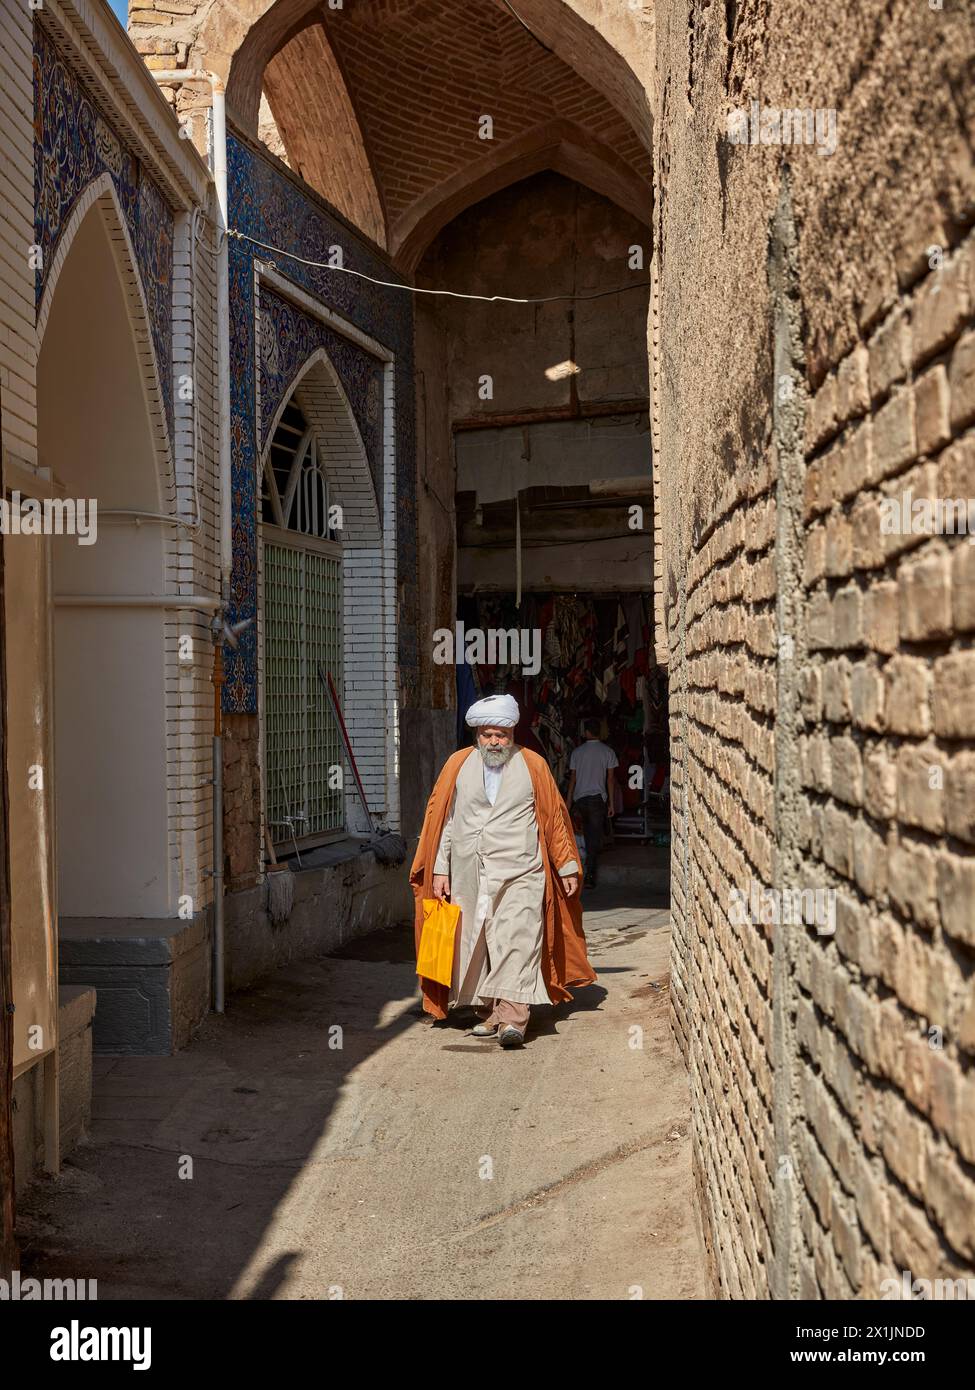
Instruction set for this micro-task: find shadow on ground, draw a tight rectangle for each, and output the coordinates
[17,855,704,1300]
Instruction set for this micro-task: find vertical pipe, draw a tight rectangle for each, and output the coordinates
[210,79,233,592]
[210,81,230,1015]
[212,732,224,1012]
[212,631,225,1013]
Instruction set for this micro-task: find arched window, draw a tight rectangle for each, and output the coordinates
[261,399,338,539]
[262,400,344,853]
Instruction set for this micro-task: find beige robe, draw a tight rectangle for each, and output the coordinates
[434,749,579,1007]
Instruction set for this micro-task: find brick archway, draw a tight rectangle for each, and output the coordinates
[191,0,650,148]
[157,0,651,264]
[393,117,649,272]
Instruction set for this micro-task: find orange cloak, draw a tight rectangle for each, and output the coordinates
[408,746,597,1018]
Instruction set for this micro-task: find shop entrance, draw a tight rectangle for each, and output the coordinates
[455,589,670,885]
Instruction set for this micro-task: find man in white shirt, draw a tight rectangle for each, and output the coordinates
[567,719,618,889]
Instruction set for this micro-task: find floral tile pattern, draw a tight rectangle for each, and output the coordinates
[258,286,384,502]
[33,19,175,444]
[225,133,417,715]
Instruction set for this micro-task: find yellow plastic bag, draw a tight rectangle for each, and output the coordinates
[417,897,460,987]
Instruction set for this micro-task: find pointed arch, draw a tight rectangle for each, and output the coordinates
[38,173,182,918]
[260,19,386,248]
[258,344,398,834]
[37,172,176,505]
[192,0,650,268]
[392,118,650,273]
[200,0,650,159]
[260,345,380,541]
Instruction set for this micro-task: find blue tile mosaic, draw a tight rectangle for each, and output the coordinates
[33,19,175,444]
[258,287,384,505]
[226,132,417,715]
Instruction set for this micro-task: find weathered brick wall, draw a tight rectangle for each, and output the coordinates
[655,0,975,1298]
[223,713,261,892]
[796,240,975,1294]
[679,438,779,1298]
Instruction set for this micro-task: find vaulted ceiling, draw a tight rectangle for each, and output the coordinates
[250,0,650,268]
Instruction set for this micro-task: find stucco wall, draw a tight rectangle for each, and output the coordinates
[417,172,650,421]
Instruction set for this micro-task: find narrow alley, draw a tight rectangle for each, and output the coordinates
[2,0,974,1340]
[18,867,702,1301]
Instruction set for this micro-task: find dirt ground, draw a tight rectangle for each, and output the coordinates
[18,882,705,1300]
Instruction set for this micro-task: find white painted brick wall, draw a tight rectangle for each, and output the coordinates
[6,2,221,919]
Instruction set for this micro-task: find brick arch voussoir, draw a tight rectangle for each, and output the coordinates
[486,0,652,152]
[197,0,651,152]
[392,119,650,274]
[197,0,319,129]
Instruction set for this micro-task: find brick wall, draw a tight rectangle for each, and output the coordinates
[670,250,975,1298]
[795,237,975,1294]
[677,456,779,1298]
[128,0,650,266]
[656,0,975,1299]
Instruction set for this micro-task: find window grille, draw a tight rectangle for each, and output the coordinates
[263,402,344,848]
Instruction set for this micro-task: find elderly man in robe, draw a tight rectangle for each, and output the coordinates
[409,694,596,1048]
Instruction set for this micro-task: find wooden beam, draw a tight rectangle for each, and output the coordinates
[451,399,650,432]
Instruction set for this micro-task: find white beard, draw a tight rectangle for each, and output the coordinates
[478,742,516,769]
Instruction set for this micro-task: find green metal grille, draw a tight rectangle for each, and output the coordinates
[264,538,344,845]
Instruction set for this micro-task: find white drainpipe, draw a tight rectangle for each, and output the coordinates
[154,70,233,1013]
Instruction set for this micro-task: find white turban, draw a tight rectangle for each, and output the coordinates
[465,694,520,728]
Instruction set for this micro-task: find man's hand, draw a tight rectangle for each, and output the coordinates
[607,802,615,819]
[562,875,579,897]
[432,874,450,900]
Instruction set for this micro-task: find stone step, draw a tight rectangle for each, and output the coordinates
[58,915,210,1056]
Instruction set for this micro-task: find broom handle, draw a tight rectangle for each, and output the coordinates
[319,665,374,826]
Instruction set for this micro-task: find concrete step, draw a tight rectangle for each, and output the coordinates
[59,916,210,1056]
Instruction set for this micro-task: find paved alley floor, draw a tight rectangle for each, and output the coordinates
[18,885,705,1300]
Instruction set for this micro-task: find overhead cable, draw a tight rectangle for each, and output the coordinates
[227,228,650,305]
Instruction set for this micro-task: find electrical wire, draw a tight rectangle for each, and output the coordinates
[227,228,649,305]
[499,0,555,55]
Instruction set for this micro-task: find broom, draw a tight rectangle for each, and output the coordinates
[264,826,294,925]
[317,665,407,864]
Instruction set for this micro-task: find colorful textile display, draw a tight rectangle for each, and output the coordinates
[455,591,667,805]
